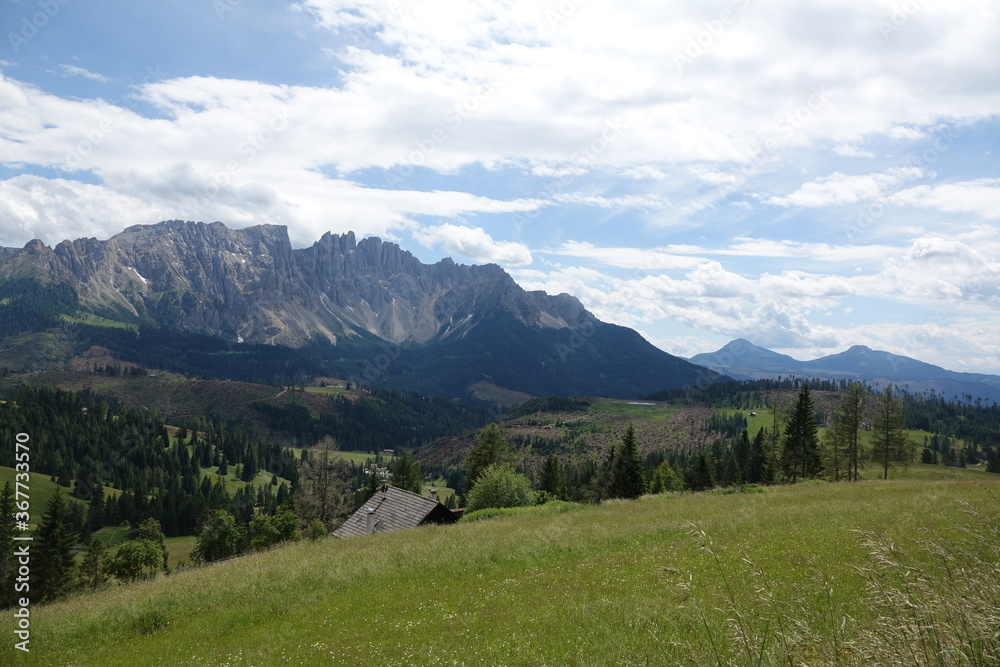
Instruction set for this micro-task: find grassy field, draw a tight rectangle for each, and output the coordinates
[287,447,395,467]
[4,473,998,665]
[60,313,138,331]
[591,397,683,421]
[0,467,87,529]
[303,385,349,396]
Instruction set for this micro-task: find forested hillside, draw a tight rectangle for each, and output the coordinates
[0,386,297,537]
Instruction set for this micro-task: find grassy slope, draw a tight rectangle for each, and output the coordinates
[4,472,997,665]
[0,467,86,529]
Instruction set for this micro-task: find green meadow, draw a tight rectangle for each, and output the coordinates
[4,469,997,665]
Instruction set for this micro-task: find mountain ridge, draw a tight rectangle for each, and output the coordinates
[0,220,721,400]
[2,220,595,348]
[691,339,1000,403]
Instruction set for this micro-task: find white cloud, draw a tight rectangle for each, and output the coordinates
[766,168,924,207]
[890,179,1000,220]
[412,223,533,266]
[546,241,705,270]
[886,126,926,140]
[832,144,874,158]
[623,165,668,180]
[57,65,112,83]
[551,193,671,210]
[0,175,175,246]
[718,238,900,263]
[3,0,1000,373]
[530,165,589,178]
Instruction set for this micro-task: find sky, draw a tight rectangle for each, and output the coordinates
[1,0,999,373]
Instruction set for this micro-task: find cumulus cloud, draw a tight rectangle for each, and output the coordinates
[3,0,1000,371]
[412,223,533,266]
[890,179,1000,220]
[518,231,1000,371]
[766,167,924,207]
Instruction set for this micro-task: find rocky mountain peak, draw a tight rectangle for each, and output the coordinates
[0,220,599,348]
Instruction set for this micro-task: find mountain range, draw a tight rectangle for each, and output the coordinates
[0,220,720,401]
[690,339,1000,404]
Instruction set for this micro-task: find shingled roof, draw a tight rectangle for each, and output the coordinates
[333,485,457,538]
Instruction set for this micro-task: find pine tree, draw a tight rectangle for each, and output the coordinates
[538,455,567,499]
[767,395,786,477]
[731,430,752,484]
[79,539,108,591]
[606,425,646,499]
[87,483,105,532]
[465,423,511,493]
[241,450,258,482]
[34,489,77,603]
[872,385,911,479]
[825,382,867,482]
[295,437,350,529]
[986,448,1000,473]
[360,470,380,504]
[782,384,821,483]
[684,452,714,492]
[389,451,423,494]
[746,427,768,484]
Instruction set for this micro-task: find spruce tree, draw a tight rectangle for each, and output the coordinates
[79,539,108,591]
[746,427,768,484]
[34,489,77,603]
[358,470,380,505]
[684,452,714,492]
[828,382,867,482]
[781,384,821,483]
[872,385,910,479]
[389,451,423,494]
[465,423,511,492]
[87,483,105,532]
[607,425,646,499]
[538,455,567,499]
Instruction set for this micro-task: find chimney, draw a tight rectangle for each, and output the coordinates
[366,507,376,534]
[430,488,438,502]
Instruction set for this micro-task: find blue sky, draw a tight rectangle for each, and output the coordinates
[2,0,999,372]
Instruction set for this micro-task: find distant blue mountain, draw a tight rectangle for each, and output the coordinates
[690,339,1000,403]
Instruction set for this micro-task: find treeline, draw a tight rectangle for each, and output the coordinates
[903,392,1000,448]
[0,277,78,338]
[506,396,593,419]
[0,386,297,537]
[462,382,970,510]
[0,389,392,609]
[650,377,1000,449]
[249,387,493,450]
[645,377,846,404]
[72,323,313,385]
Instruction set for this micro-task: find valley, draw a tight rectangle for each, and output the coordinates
[1,222,998,665]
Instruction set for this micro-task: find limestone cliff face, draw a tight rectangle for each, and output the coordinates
[0,220,594,347]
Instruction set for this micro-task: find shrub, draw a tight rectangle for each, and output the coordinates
[464,463,535,512]
[306,518,327,541]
